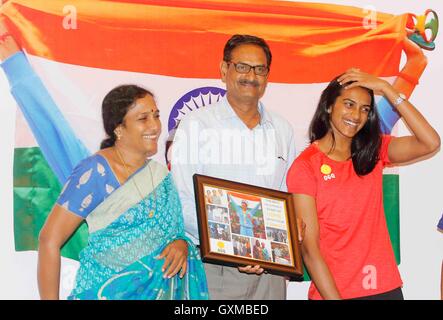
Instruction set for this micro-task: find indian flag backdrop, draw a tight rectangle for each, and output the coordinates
[1,0,404,268]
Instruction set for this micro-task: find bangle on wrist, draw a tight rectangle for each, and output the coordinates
[393,92,407,107]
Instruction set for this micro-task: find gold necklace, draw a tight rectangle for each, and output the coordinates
[114,146,156,218]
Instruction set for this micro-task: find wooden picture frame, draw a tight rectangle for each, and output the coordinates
[193,174,303,279]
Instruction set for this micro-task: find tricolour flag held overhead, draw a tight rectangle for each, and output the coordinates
[1,0,406,270]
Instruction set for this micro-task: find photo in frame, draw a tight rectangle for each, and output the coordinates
[193,174,303,279]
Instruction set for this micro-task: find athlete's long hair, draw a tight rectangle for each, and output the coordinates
[309,76,382,176]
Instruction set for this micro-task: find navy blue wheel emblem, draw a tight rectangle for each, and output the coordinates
[168,86,226,132]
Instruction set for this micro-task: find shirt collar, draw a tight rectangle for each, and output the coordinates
[218,96,272,126]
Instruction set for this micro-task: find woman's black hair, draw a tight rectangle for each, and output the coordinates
[309,75,382,176]
[100,85,153,149]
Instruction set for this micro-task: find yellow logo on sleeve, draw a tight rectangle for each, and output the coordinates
[321,164,335,181]
[320,164,332,175]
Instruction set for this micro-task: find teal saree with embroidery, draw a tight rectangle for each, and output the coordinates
[67,160,208,300]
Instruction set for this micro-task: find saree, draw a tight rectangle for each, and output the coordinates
[67,160,209,300]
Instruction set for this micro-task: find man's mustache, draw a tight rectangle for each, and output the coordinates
[238,79,259,87]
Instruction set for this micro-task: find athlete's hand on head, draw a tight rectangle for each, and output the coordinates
[337,68,391,96]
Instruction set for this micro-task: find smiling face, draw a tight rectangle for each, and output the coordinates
[117,94,161,157]
[220,44,269,106]
[329,86,372,140]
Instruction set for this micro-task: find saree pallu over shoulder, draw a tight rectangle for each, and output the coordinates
[85,159,168,233]
[68,160,208,300]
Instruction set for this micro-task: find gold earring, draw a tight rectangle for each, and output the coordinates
[114,130,122,140]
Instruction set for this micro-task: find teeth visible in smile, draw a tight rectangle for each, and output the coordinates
[143,135,157,140]
[344,120,358,127]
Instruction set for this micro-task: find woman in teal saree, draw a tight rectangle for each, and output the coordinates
[38,85,208,300]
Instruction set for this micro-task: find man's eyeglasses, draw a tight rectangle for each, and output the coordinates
[227,61,269,76]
